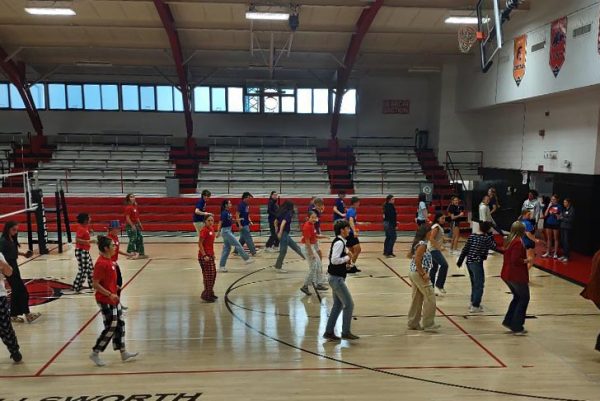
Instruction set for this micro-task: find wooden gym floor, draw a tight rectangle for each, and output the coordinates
[1,236,599,401]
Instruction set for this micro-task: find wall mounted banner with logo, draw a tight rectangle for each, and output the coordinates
[513,34,527,86]
[382,99,410,114]
[550,17,567,78]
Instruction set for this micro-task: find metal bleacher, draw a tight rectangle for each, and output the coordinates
[197,145,330,195]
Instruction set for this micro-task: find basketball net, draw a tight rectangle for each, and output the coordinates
[458,25,477,53]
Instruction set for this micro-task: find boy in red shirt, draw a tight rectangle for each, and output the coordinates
[107,220,133,310]
[300,211,328,296]
[198,215,217,303]
[73,213,95,293]
[124,193,147,259]
[89,236,138,367]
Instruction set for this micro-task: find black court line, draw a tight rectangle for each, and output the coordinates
[224,267,588,401]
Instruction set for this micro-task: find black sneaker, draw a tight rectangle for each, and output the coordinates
[323,332,341,341]
[300,286,312,296]
[10,350,22,363]
[341,332,360,340]
[348,266,361,274]
[212,295,219,300]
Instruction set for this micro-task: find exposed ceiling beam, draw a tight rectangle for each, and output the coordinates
[153,0,194,138]
[331,0,383,139]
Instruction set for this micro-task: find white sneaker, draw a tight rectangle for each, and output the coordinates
[434,287,444,297]
[542,252,550,258]
[469,305,484,313]
[245,258,255,265]
[89,352,106,367]
[253,249,262,255]
[276,269,288,274]
[423,324,441,332]
[553,253,558,259]
[120,351,138,362]
[560,257,569,262]
[218,267,228,273]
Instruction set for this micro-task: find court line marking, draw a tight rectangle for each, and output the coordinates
[377,257,507,368]
[33,259,153,377]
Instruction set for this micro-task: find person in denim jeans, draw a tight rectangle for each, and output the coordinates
[274,201,304,273]
[323,220,359,341]
[237,192,259,256]
[428,213,449,297]
[218,200,253,272]
[383,195,397,258]
[457,221,497,313]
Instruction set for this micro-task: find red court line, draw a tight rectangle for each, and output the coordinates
[0,364,503,379]
[34,259,153,377]
[19,246,59,267]
[378,258,507,368]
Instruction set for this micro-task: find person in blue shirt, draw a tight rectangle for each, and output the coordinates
[218,199,254,272]
[345,197,361,274]
[274,201,305,273]
[265,191,280,252]
[333,191,346,221]
[520,210,540,271]
[192,190,212,234]
[237,192,259,256]
[543,194,562,259]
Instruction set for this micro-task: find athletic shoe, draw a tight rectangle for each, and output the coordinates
[245,258,255,265]
[218,267,228,273]
[347,266,361,274]
[407,325,423,331]
[542,252,550,258]
[120,351,139,362]
[212,295,219,300]
[512,330,528,336]
[423,324,441,333]
[469,305,484,313]
[137,254,149,259]
[121,305,129,311]
[201,297,215,303]
[89,352,106,367]
[434,287,445,297]
[300,286,312,296]
[26,313,41,323]
[276,269,288,274]
[315,284,329,291]
[341,332,360,340]
[254,249,262,255]
[553,253,558,259]
[10,350,22,363]
[391,254,397,257]
[323,332,341,341]
[11,316,24,323]
[438,288,447,295]
[385,254,394,259]
[560,257,569,262]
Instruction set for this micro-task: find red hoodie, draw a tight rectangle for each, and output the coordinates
[501,238,528,284]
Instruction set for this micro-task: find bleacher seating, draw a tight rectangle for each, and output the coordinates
[353,147,427,196]
[197,146,330,195]
[36,144,175,194]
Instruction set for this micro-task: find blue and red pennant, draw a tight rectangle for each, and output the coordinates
[550,17,567,78]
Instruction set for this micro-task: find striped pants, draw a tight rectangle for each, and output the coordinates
[200,256,217,300]
[0,297,19,355]
[73,249,94,292]
[126,225,145,255]
[92,303,125,353]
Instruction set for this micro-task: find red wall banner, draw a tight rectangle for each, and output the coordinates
[550,17,567,78]
[513,34,527,86]
[382,99,410,114]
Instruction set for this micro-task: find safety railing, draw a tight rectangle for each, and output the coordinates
[351,167,429,195]
[55,132,173,146]
[445,151,483,191]
[207,135,317,148]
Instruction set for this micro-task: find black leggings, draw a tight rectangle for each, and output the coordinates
[265,220,280,248]
[5,262,30,317]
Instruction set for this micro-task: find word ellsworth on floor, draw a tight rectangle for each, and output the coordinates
[1,393,203,401]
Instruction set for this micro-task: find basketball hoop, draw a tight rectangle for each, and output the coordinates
[458,25,478,53]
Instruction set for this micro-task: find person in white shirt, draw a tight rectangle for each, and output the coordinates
[480,195,504,236]
[0,253,22,363]
[522,190,541,227]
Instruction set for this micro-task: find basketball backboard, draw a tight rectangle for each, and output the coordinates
[477,0,503,73]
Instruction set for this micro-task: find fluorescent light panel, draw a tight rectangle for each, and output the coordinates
[445,16,478,24]
[245,11,289,20]
[25,7,75,15]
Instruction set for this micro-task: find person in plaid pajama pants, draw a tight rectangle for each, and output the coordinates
[0,253,22,363]
[199,216,218,302]
[73,213,94,293]
[124,194,147,259]
[89,236,138,367]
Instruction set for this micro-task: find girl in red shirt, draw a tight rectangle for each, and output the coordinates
[124,194,147,259]
[73,213,95,293]
[107,220,133,310]
[300,212,328,296]
[501,221,532,336]
[198,215,217,303]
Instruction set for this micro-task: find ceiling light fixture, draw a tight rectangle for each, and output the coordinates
[25,7,75,15]
[246,4,290,21]
[445,16,490,25]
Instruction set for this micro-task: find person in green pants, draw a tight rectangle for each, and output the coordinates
[124,194,148,259]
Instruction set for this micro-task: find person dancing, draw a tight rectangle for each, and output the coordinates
[265,191,280,252]
[383,195,397,258]
[73,213,95,294]
[274,201,305,273]
[580,250,600,351]
[237,192,259,256]
[300,211,328,296]
[0,253,22,363]
[193,189,212,234]
[107,221,133,310]
[199,215,218,303]
[124,194,148,259]
[218,200,254,272]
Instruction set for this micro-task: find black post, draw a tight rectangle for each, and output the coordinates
[26,210,34,253]
[55,190,63,253]
[31,189,49,255]
[59,189,72,243]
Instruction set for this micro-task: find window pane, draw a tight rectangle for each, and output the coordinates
[30,84,45,109]
[227,87,243,112]
[101,84,119,110]
[341,89,357,114]
[173,87,184,112]
[67,85,83,109]
[194,86,210,112]
[313,89,329,114]
[211,87,226,112]
[281,96,294,113]
[281,88,295,95]
[83,84,101,110]
[48,84,66,109]
[156,85,174,111]
[297,89,312,114]
[140,86,156,111]
[122,85,139,111]
[9,85,25,109]
[247,87,260,95]
[264,95,280,113]
[244,96,260,113]
[0,84,8,108]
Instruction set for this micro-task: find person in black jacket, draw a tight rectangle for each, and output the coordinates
[383,195,397,258]
[559,198,574,262]
[265,191,280,252]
